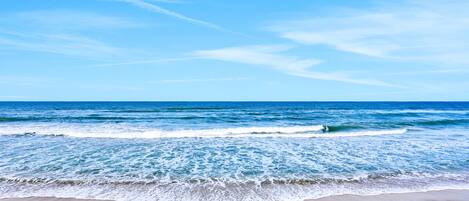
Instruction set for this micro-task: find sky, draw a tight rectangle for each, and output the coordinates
[1,0,469,101]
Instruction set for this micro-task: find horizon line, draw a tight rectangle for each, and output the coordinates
[1,100,468,103]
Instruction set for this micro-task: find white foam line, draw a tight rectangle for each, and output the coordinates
[211,128,408,138]
[0,124,407,139]
[371,109,469,114]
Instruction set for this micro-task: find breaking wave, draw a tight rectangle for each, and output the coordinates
[0,124,407,139]
[0,173,468,201]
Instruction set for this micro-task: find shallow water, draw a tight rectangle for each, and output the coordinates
[0,102,468,201]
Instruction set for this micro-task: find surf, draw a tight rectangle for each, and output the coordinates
[0,124,407,139]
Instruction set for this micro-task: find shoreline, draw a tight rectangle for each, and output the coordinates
[2,189,468,201]
[0,198,112,201]
[306,189,469,201]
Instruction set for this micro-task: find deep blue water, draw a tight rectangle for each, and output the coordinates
[0,102,468,201]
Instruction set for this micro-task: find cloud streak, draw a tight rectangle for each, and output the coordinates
[0,32,124,58]
[121,0,225,31]
[0,11,141,59]
[16,10,141,30]
[157,77,248,83]
[269,0,469,64]
[147,0,185,3]
[92,57,198,67]
[193,45,396,87]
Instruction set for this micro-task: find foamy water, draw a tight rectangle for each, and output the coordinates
[0,102,468,201]
[0,124,408,138]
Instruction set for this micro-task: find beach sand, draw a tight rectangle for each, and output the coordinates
[306,189,469,201]
[1,189,468,201]
[0,198,111,201]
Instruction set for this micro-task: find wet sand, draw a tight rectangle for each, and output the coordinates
[1,189,468,201]
[306,189,469,201]
[0,198,112,201]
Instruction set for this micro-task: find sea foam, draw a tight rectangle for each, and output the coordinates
[0,124,407,138]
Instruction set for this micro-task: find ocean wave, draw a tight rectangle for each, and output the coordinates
[0,125,325,138]
[104,108,229,113]
[0,116,212,123]
[390,119,469,127]
[105,109,162,113]
[0,117,36,122]
[322,125,364,132]
[1,171,466,186]
[317,128,407,138]
[1,173,468,201]
[414,119,469,126]
[0,124,407,139]
[0,116,135,122]
[367,109,469,114]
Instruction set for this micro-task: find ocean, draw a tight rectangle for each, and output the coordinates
[0,102,468,201]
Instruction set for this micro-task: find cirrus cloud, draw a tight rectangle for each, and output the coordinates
[193,45,397,87]
[268,0,469,65]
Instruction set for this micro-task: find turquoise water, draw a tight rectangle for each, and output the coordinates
[0,102,468,200]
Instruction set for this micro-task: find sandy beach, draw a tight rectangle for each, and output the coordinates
[1,189,468,201]
[306,189,469,201]
[0,198,111,201]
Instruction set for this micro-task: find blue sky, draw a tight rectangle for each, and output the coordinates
[1,0,468,101]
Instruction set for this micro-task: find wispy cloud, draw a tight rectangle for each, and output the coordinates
[268,0,469,64]
[157,77,248,83]
[91,57,198,67]
[0,32,124,58]
[193,45,396,87]
[0,11,139,58]
[385,68,469,76]
[16,10,141,30]
[147,0,185,3]
[120,0,224,31]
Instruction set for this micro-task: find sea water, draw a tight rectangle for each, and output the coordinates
[0,102,468,200]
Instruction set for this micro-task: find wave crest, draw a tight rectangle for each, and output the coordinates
[0,124,408,139]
